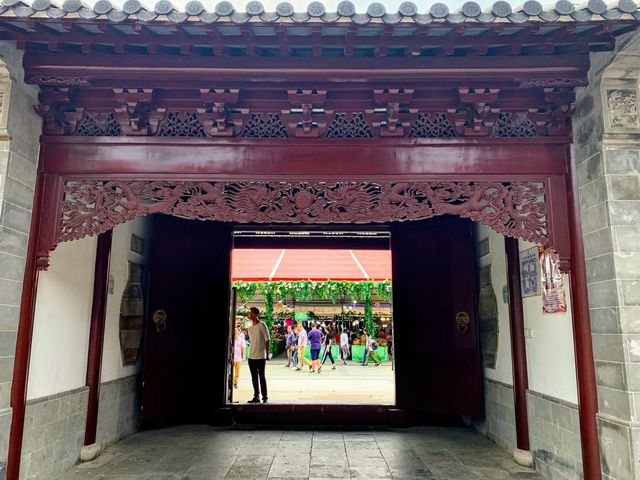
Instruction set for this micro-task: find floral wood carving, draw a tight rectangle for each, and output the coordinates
[491,112,538,137]
[156,112,207,137]
[59,180,548,248]
[326,113,374,138]
[74,113,122,136]
[409,113,458,138]
[32,76,92,86]
[606,89,639,130]
[240,113,288,138]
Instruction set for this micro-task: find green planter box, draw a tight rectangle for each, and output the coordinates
[350,345,388,363]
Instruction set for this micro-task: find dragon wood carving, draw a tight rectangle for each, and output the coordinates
[59,180,548,246]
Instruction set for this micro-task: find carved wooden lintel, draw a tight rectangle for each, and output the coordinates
[56,179,552,251]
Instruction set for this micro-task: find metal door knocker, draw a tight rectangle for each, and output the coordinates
[152,309,167,333]
[456,311,470,334]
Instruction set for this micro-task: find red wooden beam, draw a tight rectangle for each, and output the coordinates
[38,137,570,177]
[22,52,589,86]
[84,230,113,446]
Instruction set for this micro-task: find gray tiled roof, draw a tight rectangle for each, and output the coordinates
[0,0,639,24]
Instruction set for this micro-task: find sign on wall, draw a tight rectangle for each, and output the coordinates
[519,247,541,297]
[540,247,567,314]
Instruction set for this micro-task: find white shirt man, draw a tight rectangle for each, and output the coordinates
[246,308,270,404]
[340,331,350,364]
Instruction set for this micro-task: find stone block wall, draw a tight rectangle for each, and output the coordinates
[571,31,640,480]
[20,388,88,480]
[0,43,41,470]
[527,391,582,480]
[96,375,139,447]
[474,379,516,453]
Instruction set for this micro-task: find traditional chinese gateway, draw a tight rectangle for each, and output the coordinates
[0,0,637,479]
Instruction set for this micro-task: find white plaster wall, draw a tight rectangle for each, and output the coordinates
[27,217,153,399]
[27,237,97,399]
[475,225,579,404]
[101,217,151,382]
[520,240,578,404]
[477,224,513,385]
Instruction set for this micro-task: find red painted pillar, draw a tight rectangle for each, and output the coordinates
[566,148,602,480]
[504,236,530,452]
[7,176,45,480]
[84,230,113,445]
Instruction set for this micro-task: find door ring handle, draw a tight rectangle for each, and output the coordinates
[456,311,470,334]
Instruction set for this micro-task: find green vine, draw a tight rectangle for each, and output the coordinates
[233,279,392,341]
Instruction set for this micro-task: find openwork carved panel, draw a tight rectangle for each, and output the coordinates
[74,113,122,136]
[409,113,458,138]
[156,112,206,137]
[326,113,374,138]
[240,113,288,138]
[60,180,547,247]
[491,113,538,137]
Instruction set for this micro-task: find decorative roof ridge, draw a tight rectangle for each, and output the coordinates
[0,0,638,23]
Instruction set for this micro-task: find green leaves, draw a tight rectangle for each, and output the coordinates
[233,279,392,304]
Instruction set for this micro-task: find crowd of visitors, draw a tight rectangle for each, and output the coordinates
[285,322,381,372]
[234,309,389,404]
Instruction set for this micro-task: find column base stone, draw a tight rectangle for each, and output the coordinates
[80,443,102,462]
[513,448,534,468]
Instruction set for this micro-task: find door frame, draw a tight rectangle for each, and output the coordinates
[8,136,599,480]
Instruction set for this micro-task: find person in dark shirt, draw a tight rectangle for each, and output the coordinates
[307,323,324,373]
[285,326,295,368]
[321,326,337,370]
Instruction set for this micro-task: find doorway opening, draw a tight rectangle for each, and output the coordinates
[228,229,395,406]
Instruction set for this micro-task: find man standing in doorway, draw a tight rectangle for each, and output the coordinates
[247,307,270,404]
[296,323,313,371]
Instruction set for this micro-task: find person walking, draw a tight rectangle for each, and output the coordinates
[232,326,246,389]
[308,323,324,373]
[285,325,295,368]
[339,329,350,365]
[361,329,381,367]
[296,323,313,371]
[246,307,270,403]
[321,326,337,370]
[292,325,299,368]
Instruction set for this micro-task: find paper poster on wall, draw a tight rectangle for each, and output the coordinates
[519,247,541,297]
[540,246,567,314]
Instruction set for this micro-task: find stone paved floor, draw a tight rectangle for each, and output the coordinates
[55,425,542,480]
[233,356,395,404]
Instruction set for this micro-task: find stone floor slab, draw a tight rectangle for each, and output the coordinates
[53,426,543,480]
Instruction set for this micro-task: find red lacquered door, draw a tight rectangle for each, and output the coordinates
[391,216,483,419]
[141,215,232,427]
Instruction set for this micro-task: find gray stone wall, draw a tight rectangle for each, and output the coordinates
[0,43,42,471]
[474,379,517,453]
[20,388,88,480]
[95,375,139,447]
[19,375,140,480]
[572,30,640,480]
[527,391,582,480]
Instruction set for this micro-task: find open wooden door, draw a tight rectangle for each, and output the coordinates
[391,216,482,419]
[141,215,232,427]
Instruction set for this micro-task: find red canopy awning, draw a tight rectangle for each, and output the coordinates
[231,249,392,281]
